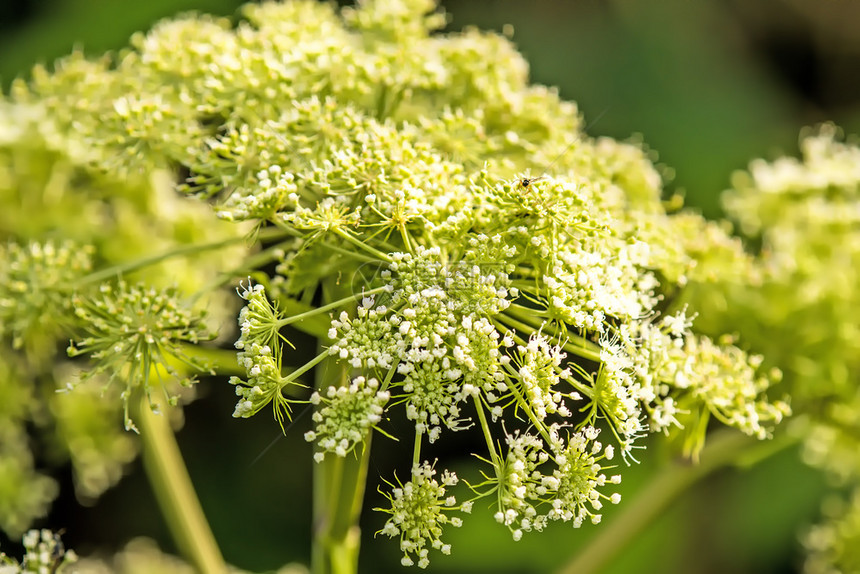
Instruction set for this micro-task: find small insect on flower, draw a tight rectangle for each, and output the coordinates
[517,107,609,192]
[517,175,547,191]
[48,530,66,574]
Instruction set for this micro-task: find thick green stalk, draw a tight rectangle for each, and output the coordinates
[311,280,371,574]
[135,392,226,574]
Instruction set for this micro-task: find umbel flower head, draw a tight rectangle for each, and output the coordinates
[228,280,327,427]
[0,241,93,360]
[305,376,391,462]
[473,425,622,542]
[687,125,860,574]
[375,462,470,569]
[8,0,793,566]
[67,281,212,432]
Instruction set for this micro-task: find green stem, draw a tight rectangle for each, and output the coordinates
[333,227,393,262]
[75,234,258,286]
[312,281,369,574]
[321,239,383,264]
[412,429,423,467]
[500,372,555,447]
[503,306,602,362]
[135,392,226,574]
[277,286,389,328]
[180,344,248,376]
[284,349,329,385]
[495,311,544,337]
[555,429,798,574]
[472,395,501,466]
[278,297,337,339]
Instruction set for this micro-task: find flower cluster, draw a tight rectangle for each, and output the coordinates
[67,281,212,431]
[3,0,801,565]
[49,370,138,503]
[682,125,860,573]
[329,300,401,371]
[0,244,136,535]
[803,487,860,574]
[376,462,470,569]
[216,165,299,223]
[305,376,390,462]
[399,360,469,442]
[228,281,322,427]
[235,281,285,353]
[479,426,621,541]
[173,1,790,564]
[0,241,93,359]
[0,410,58,537]
[628,314,790,457]
[229,342,285,420]
[588,335,645,451]
[509,333,575,421]
[0,529,77,573]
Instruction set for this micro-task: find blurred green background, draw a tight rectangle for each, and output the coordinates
[1,0,857,572]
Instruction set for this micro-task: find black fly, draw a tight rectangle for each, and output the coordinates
[518,175,547,190]
[517,107,609,191]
